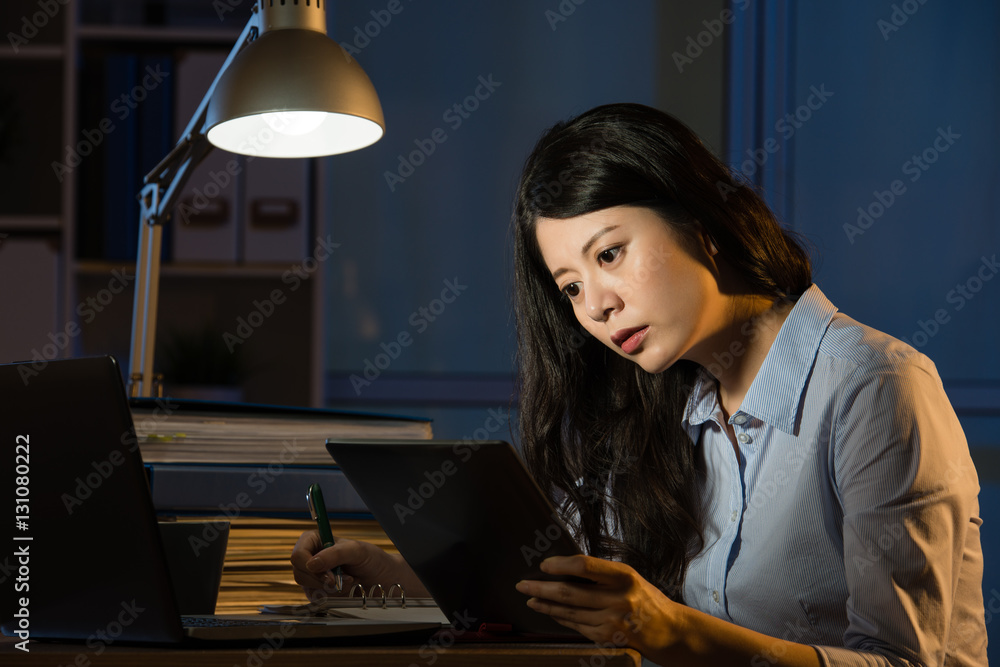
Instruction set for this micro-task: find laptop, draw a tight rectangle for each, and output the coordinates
[325,438,587,637]
[0,355,441,645]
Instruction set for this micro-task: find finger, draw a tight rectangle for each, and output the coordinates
[296,566,359,595]
[291,532,357,592]
[301,571,358,601]
[290,530,323,571]
[540,554,635,585]
[524,596,636,647]
[515,578,609,610]
[525,596,606,630]
[531,612,615,648]
[303,537,359,573]
[293,564,337,592]
[291,531,328,590]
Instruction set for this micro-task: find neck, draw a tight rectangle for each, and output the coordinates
[694,294,794,418]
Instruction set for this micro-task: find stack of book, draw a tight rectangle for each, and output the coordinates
[131,398,432,613]
[131,397,432,464]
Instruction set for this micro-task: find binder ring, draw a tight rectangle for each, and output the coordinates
[349,583,367,610]
[368,583,386,609]
[388,583,406,609]
[347,582,408,610]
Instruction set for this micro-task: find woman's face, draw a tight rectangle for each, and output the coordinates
[534,205,729,374]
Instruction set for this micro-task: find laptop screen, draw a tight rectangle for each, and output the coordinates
[1,356,184,643]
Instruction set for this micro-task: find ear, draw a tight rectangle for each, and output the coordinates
[701,231,719,256]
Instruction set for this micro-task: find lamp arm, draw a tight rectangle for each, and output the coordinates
[145,6,260,221]
[127,5,260,398]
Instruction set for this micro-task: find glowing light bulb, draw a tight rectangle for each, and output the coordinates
[263,111,327,136]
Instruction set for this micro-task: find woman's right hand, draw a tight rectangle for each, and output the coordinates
[290,530,429,603]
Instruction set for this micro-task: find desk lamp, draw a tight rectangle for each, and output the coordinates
[127,0,384,397]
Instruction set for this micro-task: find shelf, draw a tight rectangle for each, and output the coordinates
[0,0,325,408]
[0,45,64,59]
[77,24,241,46]
[0,216,63,232]
[74,260,308,279]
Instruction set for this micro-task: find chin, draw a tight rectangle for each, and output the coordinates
[643,363,673,375]
[624,356,664,375]
[637,351,681,375]
[613,344,676,374]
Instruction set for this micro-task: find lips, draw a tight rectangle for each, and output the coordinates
[611,326,649,354]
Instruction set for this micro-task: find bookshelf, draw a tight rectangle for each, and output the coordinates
[0,0,326,407]
[0,1,73,366]
[0,1,431,623]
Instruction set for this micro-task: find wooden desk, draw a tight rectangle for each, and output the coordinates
[0,637,642,666]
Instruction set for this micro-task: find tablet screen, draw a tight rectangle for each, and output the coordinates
[325,439,583,637]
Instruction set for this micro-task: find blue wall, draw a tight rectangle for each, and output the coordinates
[319,1,1000,659]
[323,0,657,379]
[786,2,1000,662]
[320,0,660,438]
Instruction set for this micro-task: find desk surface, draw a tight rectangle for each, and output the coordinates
[0,637,642,667]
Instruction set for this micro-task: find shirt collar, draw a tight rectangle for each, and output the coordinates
[682,284,837,439]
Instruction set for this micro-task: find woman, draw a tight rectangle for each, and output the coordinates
[291,104,987,666]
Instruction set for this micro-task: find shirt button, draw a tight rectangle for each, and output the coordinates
[733,414,748,425]
[712,590,720,603]
[730,510,738,522]
[737,433,751,444]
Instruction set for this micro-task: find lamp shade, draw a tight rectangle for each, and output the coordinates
[205,29,385,158]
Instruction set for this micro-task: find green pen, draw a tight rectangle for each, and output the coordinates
[306,483,343,592]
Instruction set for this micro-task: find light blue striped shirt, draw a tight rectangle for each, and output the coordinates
[679,285,986,666]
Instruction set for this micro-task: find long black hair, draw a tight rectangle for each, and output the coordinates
[512,103,812,598]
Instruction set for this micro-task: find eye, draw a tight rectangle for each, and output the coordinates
[598,247,621,264]
[561,282,581,299]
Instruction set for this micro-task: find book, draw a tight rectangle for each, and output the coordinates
[102,52,139,261]
[260,587,447,626]
[129,397,432,464]
[146,463,369,515]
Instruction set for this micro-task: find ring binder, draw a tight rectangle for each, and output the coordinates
[259,584,441,621]
[348,583,407,610]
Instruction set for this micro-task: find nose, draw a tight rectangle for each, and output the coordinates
[583,276,622,322]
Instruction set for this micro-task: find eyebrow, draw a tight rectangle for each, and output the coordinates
[551,225,620,281]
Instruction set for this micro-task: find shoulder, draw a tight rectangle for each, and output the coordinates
[772,284,941,400]
[816,311,942,390]
[807,311,965,459]
[813,314,970,479]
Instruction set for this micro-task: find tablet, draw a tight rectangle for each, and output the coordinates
[324,439,584,637]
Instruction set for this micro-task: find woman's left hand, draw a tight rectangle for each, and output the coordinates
[515,554,683,655]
